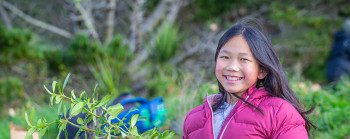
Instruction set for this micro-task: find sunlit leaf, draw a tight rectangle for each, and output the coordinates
[71,90,76,99]
[52,81,57,93]
[25,112,32,127]
[25,127,36,139]
[70,102,85,116]
[39,127,48,139]
[62,73,71,91]
[164,131,176,139]
[95,95,112,107]
[77,117,84,125]
[55,95,63,104]
[43,85,53,95]
[130,114,139,128]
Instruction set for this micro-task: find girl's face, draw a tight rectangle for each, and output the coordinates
[215,35,266,97]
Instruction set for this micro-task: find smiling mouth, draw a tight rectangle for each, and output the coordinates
[225,75,244,81]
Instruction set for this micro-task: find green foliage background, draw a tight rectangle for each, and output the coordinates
[1,0,350,138]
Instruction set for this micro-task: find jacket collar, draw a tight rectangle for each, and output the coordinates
[204,85,270,107]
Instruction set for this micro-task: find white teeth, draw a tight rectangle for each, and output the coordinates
[226,76,241,81]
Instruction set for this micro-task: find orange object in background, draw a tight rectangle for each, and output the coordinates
[10,122,39,139]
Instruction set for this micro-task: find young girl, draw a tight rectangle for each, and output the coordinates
[182,19,316,139]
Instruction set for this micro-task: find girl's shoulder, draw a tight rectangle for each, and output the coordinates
[257,97,305,125]
[184,104,207,121]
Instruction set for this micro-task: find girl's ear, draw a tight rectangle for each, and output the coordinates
[258,68,267,79]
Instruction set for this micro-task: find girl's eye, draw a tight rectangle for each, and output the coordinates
[219,56,229,59]
[240,58,249,61]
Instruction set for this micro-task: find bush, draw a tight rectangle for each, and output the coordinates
[290,77,350,138]
[148,23,182,64]
[67,34,102,65]
[0,77,25,115]
[0,26,44,64]
[25,74,174,138]
[90,35,132,96]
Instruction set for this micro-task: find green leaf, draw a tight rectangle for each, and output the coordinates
[75,98,83,102]
[57,122,67,139]
[50,95,54,106]
[87,115,92,123]
[130,126,139,136]
[109,103,124,118]
[65,129,68,139]
[93,83,98,99]
[36,119,42,125]
[63,105,67,118]
[25,127,37,139]
[62,73,71,91]
[57,102,62,115]
[56,119,61,124]
[121,131,127,138]
[58,84,62,95]
[162,130,169,137]
[164,131,176,139]
[80,91,86,99]
[95,95,112,107]
[77,117,84,125]
[130,114,139,128]
[93,109,97,125]
[84,91,88,101]
[44,85,53,95]
[37,123,46,128]
[52,81,57,93]
[138,116,147,121]
[71,90,76,99]
[39,127,48,139]
[70,102,85,116]
[140,128,153,137]
[25,112,32,127]
[55,95,63,104]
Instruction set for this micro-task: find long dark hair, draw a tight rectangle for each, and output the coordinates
[212,18,316,133]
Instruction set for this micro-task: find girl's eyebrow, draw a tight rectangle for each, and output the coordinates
[239,53,253,57]
[219,49,230,54]
[220,50,253,57]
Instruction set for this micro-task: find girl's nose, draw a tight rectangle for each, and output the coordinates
[226,65,239,71]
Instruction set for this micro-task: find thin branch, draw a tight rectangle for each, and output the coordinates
[2,1,73,38]
[74,0,101,43]
[165,0,184,24]
[104,0,117,44]
[0,2,12,29]
[141,0,169,33]
[129,0,145,52]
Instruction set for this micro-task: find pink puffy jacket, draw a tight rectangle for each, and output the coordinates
[182,86,308,139]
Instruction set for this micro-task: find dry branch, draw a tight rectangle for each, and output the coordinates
[2,1,73,38]
[129,0,145,52]
[0,2,12,29]
[104,0,117,44]
[74,0,101,43]
[141,0,169,33]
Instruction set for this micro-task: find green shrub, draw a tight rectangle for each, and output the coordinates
[43,46,66,71]
[290,77,350,138]
[68,34,102,65]
[148,23,182,64]
[0,77,25,115]
[106,35,132,62]
[25,74,174,138]
[0,26,44,64]
[90,35,132,96]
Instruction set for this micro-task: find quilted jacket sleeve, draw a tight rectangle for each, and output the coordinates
[273,101,308,139]
[182,110,191,139]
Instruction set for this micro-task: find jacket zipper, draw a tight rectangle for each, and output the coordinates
[207,96,216,139]
[218,95,249,139]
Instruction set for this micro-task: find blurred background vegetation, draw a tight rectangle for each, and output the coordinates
[0,0,350,138]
